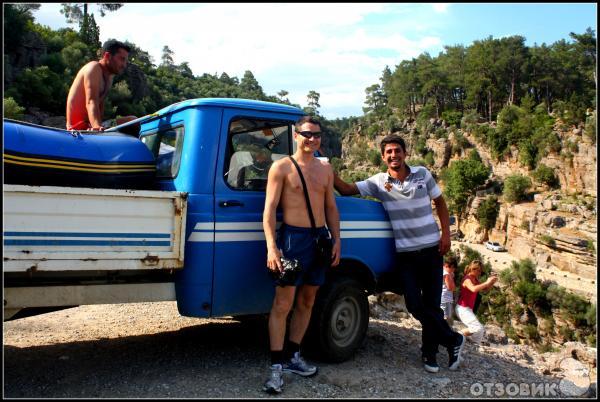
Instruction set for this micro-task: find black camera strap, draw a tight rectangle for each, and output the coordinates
[289,156,317,236]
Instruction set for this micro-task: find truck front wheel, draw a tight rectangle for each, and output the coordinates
[306,276,369,362]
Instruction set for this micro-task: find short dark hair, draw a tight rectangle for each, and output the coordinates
[444,256,458,268]
[295,115,321,132]
[101,39,131,56]
[380,134,406,154]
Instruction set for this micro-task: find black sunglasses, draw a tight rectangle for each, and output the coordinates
[296,130,322,139]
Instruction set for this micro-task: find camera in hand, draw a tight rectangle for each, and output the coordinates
[268,257,303,287]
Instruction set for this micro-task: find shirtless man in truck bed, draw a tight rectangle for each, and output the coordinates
[66,39,135,131]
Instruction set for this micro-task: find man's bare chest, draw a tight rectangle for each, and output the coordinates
[285,168,327,195]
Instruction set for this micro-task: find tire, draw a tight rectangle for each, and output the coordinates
[305,276,369,363]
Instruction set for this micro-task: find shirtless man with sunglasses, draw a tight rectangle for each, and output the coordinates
[262,115,341,394]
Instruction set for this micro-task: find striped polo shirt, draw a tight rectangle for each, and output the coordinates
[356,165,442,252]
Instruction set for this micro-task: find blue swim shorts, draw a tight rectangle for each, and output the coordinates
[275,223,331,287]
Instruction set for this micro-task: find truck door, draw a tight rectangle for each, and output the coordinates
[212,111,294,316]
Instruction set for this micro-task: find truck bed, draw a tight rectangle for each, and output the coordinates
[3,185,187,272]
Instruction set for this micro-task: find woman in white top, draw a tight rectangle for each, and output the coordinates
[440,256,457,325]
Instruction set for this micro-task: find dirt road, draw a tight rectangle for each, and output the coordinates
[6,300,594,398]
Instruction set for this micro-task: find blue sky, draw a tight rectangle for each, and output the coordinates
[32,3,596,119]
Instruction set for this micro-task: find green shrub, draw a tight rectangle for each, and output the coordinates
[453,131,470,153]
[341,170,370,183]
[505,326,520,344]
[585,333,596,346]
[559,326,574,341]
[584,113,596,143]
[415,137,428,156]
[567,140,579,153]
[539,234,556,248]
[441,110,463,127]
[514,281,546,306]
[461,109,479,128]
[442,158,490,216]
[368,149,382,167]
[477,195,499,230]
[3,97,25,119]
[536,342,556,353]
[485,126,508,161]
[503,174,532,203]
[532,164,559,188]
[520,220,530,231]
[330,157,343,173]
[434,127,447,139]
[524,324,540,341]
[406,158,426,166]
[366,124,380,139]
[518,139,538,169]
[424,151,435,167]
[585,240,595,254]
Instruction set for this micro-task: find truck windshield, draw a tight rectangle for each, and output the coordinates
[140,125,185,178]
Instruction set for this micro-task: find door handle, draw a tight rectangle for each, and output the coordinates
[219,200,244,207]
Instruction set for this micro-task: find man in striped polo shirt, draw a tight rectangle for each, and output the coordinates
[334,134,465,373]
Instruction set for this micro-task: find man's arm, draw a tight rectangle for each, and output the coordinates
[325,165,341,267]
[83,64,104,130]
[333,172,359,196]
[263,161,285,272]
[433,195,451,255]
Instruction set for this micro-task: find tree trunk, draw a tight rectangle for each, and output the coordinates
[488,89,493,122]
[509,74,515,105]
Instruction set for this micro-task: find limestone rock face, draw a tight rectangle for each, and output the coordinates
[444,124,596,285]
[426,137,451,169]
[494,197,596,280]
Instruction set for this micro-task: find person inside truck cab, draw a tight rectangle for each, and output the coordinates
[237,146,272,189]
[333,134,466,374]
[66,39,137,131]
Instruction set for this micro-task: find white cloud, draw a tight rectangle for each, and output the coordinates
[432,3,450,13]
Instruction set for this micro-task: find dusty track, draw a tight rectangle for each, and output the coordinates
[4,301,595,398]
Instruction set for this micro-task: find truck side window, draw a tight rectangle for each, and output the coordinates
[140,126,185,178]
[225,119,290,191]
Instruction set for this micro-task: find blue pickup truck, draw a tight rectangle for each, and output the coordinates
[3,98,396,362]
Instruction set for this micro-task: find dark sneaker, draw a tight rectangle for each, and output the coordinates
[263,364,283,394]
[423,355,440,373]
[448,334,466,371]
[282,352,318,377]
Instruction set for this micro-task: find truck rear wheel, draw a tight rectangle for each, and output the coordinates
[306,276,369,362]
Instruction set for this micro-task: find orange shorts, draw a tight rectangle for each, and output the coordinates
[66,121,92,131]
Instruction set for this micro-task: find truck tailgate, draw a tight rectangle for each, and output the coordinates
[3,185,187,272]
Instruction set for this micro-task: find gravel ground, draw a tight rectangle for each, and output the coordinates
[4,301,596,398]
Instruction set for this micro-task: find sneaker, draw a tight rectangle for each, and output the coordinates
[263,364,283,394]
[282,352,318,377]
[447,334,466,371]
[423,355,440,373]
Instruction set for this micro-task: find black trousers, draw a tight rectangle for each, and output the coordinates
[395,245,459,357]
